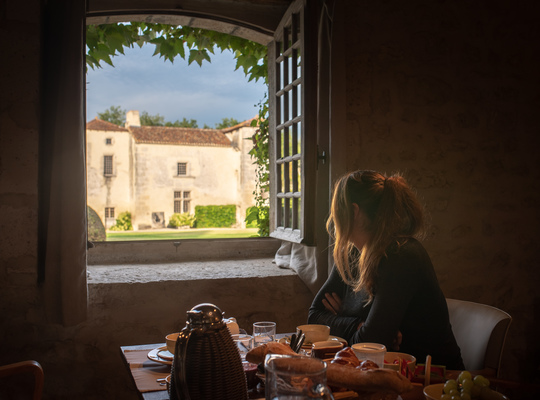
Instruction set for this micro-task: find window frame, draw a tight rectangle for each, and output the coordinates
[103,155,113,176]
[85,4,324,267]
[177,162,187,176]
[268,0,318,245]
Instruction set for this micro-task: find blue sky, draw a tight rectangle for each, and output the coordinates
[86,44,268,128]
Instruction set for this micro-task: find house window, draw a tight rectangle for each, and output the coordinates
[104,155,113,176]
[174,191,191,213]
[183,191,191,213]
[177,162,187,176]
[269,0,317,245]
[105,207,115,219]
[105,138,112,145]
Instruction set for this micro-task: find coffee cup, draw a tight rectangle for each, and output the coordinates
[311,340,344,360]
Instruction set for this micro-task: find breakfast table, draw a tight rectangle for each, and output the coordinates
[120,340,527,400]
[121,340,431,400]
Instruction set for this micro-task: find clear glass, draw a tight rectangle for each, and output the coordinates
[252,321,276,347]
[265,354,334,400]
[232,334,253,361]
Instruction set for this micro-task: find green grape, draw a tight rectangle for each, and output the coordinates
[441,395,452,400]
[450,395,461,400]
[444,379,458,394]
[449,389,460,397]
[461,378,474,393]
[458,370,472,384]
[473,374,490,388]
[460,392,471,400]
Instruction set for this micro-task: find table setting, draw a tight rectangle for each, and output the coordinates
[120,303,515,400]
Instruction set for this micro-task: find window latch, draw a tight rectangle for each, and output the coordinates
[317,149,327,166]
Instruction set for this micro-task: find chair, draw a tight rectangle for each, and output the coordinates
[446,298,512,377]
[0,360,44,400]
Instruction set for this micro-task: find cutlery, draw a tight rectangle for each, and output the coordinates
[295,333,305,352]
[290,333,297,351]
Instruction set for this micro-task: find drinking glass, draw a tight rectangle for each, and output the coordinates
[232,333,253,361]
[252,321,276,347]
[265,354,334,400]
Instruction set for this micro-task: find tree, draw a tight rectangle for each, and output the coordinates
[98,105,126,125]
[86,23,267,84]
[215,117,240,129]
[166,118,198,128]
[140,111,165,126]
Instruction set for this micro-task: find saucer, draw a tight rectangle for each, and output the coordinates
[148,346,173,365]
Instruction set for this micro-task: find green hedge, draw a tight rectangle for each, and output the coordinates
[195,205,236,228]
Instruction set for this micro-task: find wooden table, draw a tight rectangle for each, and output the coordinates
[120,341,427,400]
[120,342,530,400]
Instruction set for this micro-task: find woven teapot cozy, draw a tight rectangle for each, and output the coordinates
[170,303,248,400]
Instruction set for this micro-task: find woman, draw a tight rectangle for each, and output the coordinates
[308,170,464,370]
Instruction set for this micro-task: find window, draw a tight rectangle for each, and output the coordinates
[106,138,112,145]
[174,191,191,213]
[105,207,115,219]
[103,155,113,176]
[183,191,191,213]
[269,0,318,245]
[177,162,187,176]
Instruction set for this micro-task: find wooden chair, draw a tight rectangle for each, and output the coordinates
[0,360,44,400]
[446,298,512,378]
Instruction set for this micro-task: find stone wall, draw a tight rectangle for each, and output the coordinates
[1,1,539,399]
[342,0,540,385]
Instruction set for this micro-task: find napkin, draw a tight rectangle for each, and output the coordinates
[124,348,171,392]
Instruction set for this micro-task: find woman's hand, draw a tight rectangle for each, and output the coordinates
[392,331,403,351]
[322,292,342,315]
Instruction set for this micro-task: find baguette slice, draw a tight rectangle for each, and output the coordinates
[245,341,296,364]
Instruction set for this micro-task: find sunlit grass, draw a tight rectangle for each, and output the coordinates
[106,228,258,241]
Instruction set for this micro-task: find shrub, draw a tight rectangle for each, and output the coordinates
[245,205,269,236]
[168,213,196,228]
[195,205,236,228]
[87,206,106,241]
[109,211,133,231]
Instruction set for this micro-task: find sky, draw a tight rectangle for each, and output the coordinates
[86,44,268,128]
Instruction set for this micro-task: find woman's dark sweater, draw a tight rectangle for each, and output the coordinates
[308,238,464,370]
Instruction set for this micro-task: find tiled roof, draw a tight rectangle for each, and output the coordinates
[86,118,128,132]
[128,126,232,147]
[221,117,257,133]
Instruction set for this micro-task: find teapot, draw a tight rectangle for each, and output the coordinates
[170,303,248,400]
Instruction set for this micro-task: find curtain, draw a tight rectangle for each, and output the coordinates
[38,0,88,326]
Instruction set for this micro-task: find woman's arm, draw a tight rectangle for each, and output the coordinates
[308,267,364,342]
[348,244,423,348]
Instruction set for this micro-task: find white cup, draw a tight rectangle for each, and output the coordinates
[352,342,386,368]
[252,321,276,347]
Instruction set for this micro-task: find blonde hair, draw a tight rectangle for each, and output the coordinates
[326,170,425,302]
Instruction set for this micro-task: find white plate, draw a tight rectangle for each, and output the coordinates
[328,335,347,345]
[148,346,174,365]
[279,335,347,348]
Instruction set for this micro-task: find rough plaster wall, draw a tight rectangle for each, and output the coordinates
[343,0,540,384]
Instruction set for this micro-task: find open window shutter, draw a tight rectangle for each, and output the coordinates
[268,0,318,245]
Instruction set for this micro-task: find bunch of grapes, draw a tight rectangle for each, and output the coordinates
[442,371,491,400]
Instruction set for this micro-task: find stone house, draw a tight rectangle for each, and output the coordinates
[86,111,257,230]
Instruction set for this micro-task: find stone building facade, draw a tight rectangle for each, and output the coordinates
[86,111,257,229]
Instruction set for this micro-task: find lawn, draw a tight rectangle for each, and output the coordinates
[106,228,259,241]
